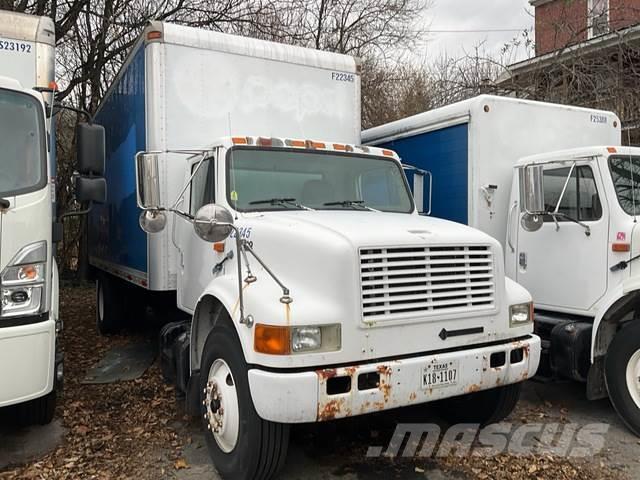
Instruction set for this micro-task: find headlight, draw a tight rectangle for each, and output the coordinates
[509,302,533,327]
[1,241,46,318]
[254,323,341,355]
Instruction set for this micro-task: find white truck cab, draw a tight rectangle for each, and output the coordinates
[136,134,540,479]
[514,146,640,436]
[0,12,60,425]
[0,10,106,425]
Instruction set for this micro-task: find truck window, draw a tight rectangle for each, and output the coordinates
[542,166,602,222]
[0,88,46,196]
[609,155,640,216]
[190,158,215,215]
[226,148,413,213]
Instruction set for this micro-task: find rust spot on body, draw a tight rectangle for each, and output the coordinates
[380,380,392,402]
[377,365,392,376]
[409,392,417,402]
[318,398,344,421]
[466,383,482,394]
[317,368,337,380]
[345,366,357,376]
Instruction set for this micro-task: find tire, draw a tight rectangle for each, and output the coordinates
[12,389,56,426]
[96,273,124,335]
[605,321,640,436]
[199,320,289,480]
[435,383,522,426]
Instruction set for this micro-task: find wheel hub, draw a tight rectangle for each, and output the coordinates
[203,359,239,453]
[626,349,640,409]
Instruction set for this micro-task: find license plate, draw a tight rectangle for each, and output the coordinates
[421,360,459,389]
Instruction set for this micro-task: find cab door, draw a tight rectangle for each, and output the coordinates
[174,151,224,312]
[515,161,608,313]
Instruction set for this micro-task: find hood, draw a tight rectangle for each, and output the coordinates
[241,210,499,250]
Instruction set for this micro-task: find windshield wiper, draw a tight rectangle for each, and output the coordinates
[0,198,9,209]
[547,211,591,236]
[323,200,379,212]
[249,198,314,210]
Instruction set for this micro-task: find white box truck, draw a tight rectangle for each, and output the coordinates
[363,94,640,437]
[90,25,540,479]
[0,10,106,425]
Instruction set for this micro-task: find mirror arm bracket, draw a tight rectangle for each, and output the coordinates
[58,201,93,222]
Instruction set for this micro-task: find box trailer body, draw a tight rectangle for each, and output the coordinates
[93,26,540,479]
[0,10,60,424]
[89,22,360,291]
[363,95,620,252]
[364,95,640,439]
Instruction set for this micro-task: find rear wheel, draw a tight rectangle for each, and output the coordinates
[200,320,289,480]
[605,321,640,436]
[435,383,522,425]
[96,273,124,335]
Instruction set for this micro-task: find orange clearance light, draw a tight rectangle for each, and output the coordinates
[257,137,273,147]
[286,139,306,148]
[333,143,347,151]
[213,242,225,253]
[607,147,618,153]
[48,81,58,91]
[612,243,631,252]
[306,140,326,149]
[382,149,395,157]
[254,324,290,355]
[232,137,248,145]
[147,30,162,40]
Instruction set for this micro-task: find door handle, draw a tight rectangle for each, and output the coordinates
[507,201,518,253]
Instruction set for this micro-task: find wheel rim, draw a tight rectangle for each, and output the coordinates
[204,358,240,453]
[97,281,104,322]
[625,349,640,409]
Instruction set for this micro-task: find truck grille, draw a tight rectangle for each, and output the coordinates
[360,245,495,322]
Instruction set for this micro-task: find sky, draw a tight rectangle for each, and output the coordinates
[421,0,535,63]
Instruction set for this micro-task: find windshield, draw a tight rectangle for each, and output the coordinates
[226,148,414,213]
[609,155,640,215]
[0,89,46,197]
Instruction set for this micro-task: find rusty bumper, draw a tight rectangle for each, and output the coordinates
[247,335,540,424]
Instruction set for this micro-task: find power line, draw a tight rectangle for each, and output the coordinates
[428,28,530,33]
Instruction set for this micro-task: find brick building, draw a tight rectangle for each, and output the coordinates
[532,0,640,55]
[498,0,640,142]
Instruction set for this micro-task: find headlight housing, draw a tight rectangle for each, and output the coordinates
[509,302,533,327]
[1,241,47,318]
[254,323,341,355]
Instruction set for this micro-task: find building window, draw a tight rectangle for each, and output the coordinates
[589,0,609,38]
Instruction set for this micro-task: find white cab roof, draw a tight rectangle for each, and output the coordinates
[515,146,640,167]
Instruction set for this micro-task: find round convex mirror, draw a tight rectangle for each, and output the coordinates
[521,213,543,232]
[194,204,234,242]
[139,210,167,234]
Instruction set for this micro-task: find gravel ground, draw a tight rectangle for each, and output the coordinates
[0,285,635,479]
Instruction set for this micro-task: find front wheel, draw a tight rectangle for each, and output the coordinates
[605,321,640,436]
[200,321,289,480]
[434,383,522,425]
[11,389,56,426]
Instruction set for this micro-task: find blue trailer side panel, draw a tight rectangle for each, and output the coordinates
[89,46,147,274]
[379,123,469,225]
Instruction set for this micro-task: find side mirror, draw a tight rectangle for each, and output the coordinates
[403,164,432,215]
[522,164,545,214]
[136,153,161,209]
[194,204,234,242]
[75,176,106,204]
[77,123,105,176]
